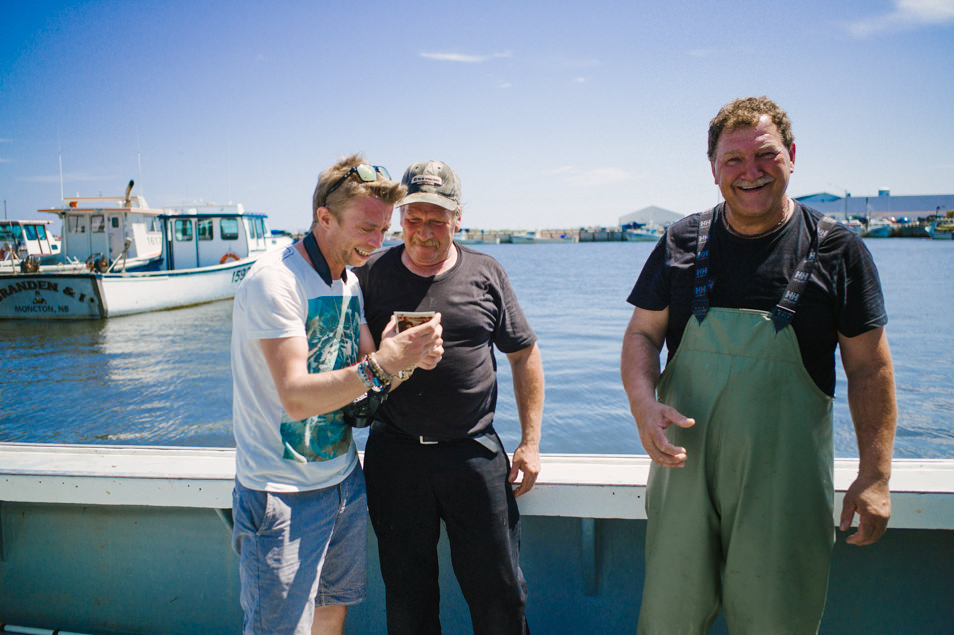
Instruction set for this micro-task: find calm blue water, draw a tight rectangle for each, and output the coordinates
[0,240,951,458]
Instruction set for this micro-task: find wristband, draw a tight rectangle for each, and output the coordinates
[367,352,393,386]
[355,359,383,391]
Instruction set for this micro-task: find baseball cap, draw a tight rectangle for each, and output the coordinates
[397,160,461,211]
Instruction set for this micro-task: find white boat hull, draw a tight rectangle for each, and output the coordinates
[511,234,574,244]
[862,225,894,238]
[0,258,254,319]
[624,230,663,242]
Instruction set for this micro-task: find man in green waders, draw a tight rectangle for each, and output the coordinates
[621,96,897,634]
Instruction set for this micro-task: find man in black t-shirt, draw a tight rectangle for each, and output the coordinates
[354,160,543,635]
[621,97,897,634]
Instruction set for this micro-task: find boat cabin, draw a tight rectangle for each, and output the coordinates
[46,195,164,270]
[161,203,277,269]
[0,219,61,263]
[38,193,281,272]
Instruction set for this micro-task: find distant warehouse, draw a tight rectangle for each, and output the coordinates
[618,206,684,227]
[618,193,954,229]
[795,190,954,220]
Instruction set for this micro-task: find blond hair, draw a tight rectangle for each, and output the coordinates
[312,153,406,222]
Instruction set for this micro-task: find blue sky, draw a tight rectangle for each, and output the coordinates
[2,0,953,232]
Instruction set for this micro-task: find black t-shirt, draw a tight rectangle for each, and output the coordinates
[627,203,887,396]
[353,244,537,438]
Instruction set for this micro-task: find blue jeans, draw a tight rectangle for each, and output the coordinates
[365,424,529,635]
[232,466,367,635]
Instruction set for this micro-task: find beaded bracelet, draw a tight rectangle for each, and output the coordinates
[367,352,393,386]
[355,359,384,391]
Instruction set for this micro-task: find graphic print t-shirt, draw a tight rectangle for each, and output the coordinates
[231,245,362,492]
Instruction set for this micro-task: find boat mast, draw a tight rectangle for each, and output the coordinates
[58,130,64,202]
[136,126,144,198]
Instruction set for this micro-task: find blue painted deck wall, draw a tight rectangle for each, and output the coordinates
[1,502,952,634]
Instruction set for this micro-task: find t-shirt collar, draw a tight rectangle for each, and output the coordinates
[303,231,349,285]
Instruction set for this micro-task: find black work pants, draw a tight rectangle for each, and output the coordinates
[364,425,529,635]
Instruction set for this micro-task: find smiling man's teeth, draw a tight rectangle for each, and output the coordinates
[356,248,371,257]
[738,177,773,190]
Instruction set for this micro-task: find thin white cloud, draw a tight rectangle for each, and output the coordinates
[0,138,12,143]
[687,48,716,57]
[19,172,115,183]
[420,50,512,63]
[849,0,954,37]
[547,166,631,187]
[499,82,513,89]
[0,158,12,163]
[572,77,585,83]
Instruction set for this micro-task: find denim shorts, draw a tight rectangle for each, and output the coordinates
[232,466,367,634]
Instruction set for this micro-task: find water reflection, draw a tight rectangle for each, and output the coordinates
[0,300,235,446]
[1,240,951,457]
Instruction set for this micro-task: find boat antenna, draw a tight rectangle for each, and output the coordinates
[58,129,64,202]
[136,125,144,198]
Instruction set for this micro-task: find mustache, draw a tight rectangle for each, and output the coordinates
[410,238,441,248]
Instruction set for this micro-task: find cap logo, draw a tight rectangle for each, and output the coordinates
[411,175,443,186]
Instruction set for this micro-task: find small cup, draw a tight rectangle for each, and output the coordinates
[394,311,436,332]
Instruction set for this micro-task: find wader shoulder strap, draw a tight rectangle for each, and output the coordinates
[770,215,837,332]
[691,205,717,323]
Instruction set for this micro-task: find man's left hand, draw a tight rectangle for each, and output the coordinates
[509,443,540,497]
[839,475,891,546]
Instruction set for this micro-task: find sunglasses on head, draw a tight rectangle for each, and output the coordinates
[323,164,391,203]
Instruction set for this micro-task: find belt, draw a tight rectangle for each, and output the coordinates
[417,435,440,445]
[371,421,497,449]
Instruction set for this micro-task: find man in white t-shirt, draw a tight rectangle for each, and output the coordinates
[230,154,443,635]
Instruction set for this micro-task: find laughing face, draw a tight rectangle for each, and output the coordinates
[710,115,795,235]
[400,202,461,271]
[317,195,393,276]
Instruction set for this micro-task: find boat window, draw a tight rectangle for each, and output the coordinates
[36,225,48,240]
[197,219,214,241]
[175,219,194,241]
[25,225,38,240]
[111,217,120,228]
[149,217,160,232]
[69,216,86,233]
[255,218,266,239]
[91,215,105,233]
[0,223,17,241]
[220,218,239,240]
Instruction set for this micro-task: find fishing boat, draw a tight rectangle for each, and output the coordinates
[0,181,292,319]
[0,442,951,633]
[510,230,574,244]
[929,216,954,240]
[623,222,665,242]
[837,217,865,236]
[0,218,62,272]
[862,217,895,238]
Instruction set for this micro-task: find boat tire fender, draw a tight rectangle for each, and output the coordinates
[220,252,240,264]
